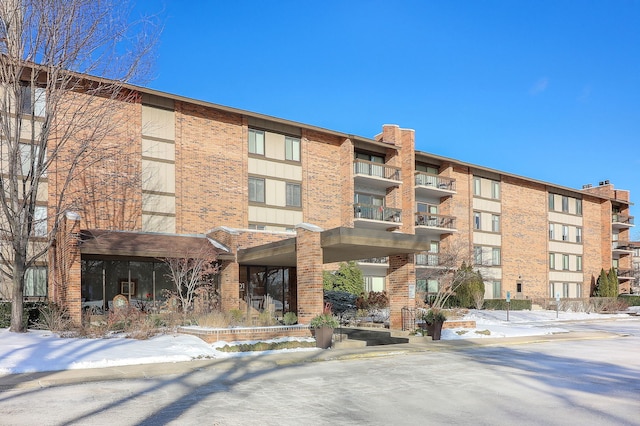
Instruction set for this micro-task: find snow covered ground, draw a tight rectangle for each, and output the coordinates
[1,308,637,375]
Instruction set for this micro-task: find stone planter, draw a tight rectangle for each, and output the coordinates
[431,321,443,340]
[314,326,334,349]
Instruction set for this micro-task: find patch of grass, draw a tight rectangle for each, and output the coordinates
[474,329,491,335]
[455,330,469,335]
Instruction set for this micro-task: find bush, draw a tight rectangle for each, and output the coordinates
[324,291,357,316]
[0,301,49,328]
[619,295,640,306]
[483,299,532,310]
[283,312,298,325]
[33,303,74,332]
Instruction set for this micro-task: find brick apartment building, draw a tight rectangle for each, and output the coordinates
[5,85,635,329]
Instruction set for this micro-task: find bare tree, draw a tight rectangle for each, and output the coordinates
[418,238,485,310]
[0,0,157,331]
[162,249,220,319]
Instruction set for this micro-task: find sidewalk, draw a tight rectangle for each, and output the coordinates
[0,329,621,392]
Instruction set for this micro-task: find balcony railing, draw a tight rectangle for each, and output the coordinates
[353,159,401,181]
[414,172,456,191]
[415,213,456,229]
[615,268,634,278]
[612,241,633,251]
[612,214,634,226]
[415,252,441,267]
[359,257,389,264]
[354,204,402,223]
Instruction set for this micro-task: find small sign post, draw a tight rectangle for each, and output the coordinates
[506,291,511,321]
[555,293,560,318]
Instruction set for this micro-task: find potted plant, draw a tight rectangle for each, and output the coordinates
[310,312,339,349]
[422,309,447,340]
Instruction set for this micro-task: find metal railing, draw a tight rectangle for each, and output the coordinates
[354,204,402,222]
[353,159,401,181]
[359,257,389,264]
[414,172,456,191]
[612,241,633,251]
[612,214,634,225]
[415,252,441,266]
[414,213,456,229]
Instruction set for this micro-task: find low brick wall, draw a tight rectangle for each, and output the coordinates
[442,320,476,329]
[178,325,313,343]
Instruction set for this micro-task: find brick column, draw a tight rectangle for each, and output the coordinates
[207,227,240,311]
[52,212,82,325]
[388,254,415,330]
[296,223,324,324]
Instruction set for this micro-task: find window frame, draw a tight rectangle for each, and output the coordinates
[285,182,301,207]
[248,129,265,156]
[33,205,47,237]
[24,266,47,297]
[473,211,481,230]
[491,214,500,233]
[491,181,500,200]
[491,247,501,266]
[285,136,301,162]
[576,227,582,243]
[248,177,265,203]
[473,177,481,196]
[562,254,570,270]
[549,253,556,270]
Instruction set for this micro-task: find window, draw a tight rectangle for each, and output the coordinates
[248,224,266,230]
[491,181,500,199]
[474,246,482,265]
[576,199,582,215]
[492,215,500,232]
[562,196,569,213]
[473,177,481,196]
[562,254,569,270]
[248,177,265,203]
[286,183,301,207]
[20,86,46,117]
[492,281,502,299]
[285,136,300,161]
[34,206,47,236]
[548,193,555,211]
[24,267,47,297]
[491,248,501,266]
[473,212,481,230]
[549,223,555,240]
[549,253,556,270]
[562,225,569,241]
[427,279,439,293]
[248,129,265,155]
[19,143,42,176]
[576,227,582,243]
[576,256,582,271]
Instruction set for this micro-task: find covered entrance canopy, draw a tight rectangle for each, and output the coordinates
[237,227,431,267]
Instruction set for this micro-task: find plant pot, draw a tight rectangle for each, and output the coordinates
[431,321,443,340]
[314,326,334,349]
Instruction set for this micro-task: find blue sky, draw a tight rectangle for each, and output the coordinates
[135,1,640,230]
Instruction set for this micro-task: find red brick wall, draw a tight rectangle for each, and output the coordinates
[295,226,324,324]
[501,176,548,298]
[388,254,414,329]
[174,101,246,233]
[301,129,344,229]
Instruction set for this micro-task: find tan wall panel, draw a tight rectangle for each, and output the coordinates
[248,206,303,225]
[142,105,175,140]
[472,198,501,213]
[473,232,501,246]
[142,138,175,161]
[548,211,583,226]
[549,241,583,255]
[248,158,302,180]
[265,179,286,206]
[142,192,176,214]
[265,131,285,161]
[142,214,176,233]
[142,159,175,193]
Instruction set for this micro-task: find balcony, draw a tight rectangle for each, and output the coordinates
[414,172,456,198]
[414,213,457,237]
[353,204,403,231]
[353,159,402,191]
[612,240,634,256]
[612,214,635,229]
[415,252,443,268]
[615,268,635,280]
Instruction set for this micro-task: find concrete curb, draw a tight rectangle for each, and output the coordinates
[0,330,625,391]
